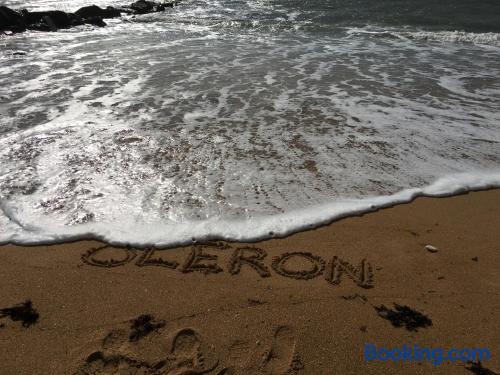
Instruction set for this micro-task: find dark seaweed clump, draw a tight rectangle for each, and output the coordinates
[129,314,166,342]
[466,361,498,375]
[0,300,39,327]
[375,303,432,331]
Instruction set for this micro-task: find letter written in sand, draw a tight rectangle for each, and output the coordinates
[81,246,137,267]
[135,248,179,269]
[181,246,223,274]
[271,252,326,280]
[325,256,374,288]
[228,247,271,278]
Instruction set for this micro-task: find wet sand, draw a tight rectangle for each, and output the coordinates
[0,189,499,374]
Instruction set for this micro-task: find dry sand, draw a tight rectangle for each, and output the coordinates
[0,190,499,374]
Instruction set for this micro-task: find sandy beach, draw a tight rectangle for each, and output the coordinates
[0,189,498,374]
[2,1,500,373]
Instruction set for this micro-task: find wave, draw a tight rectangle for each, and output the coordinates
[404,30,500,46]
[346,27,500,46]
[1,172,500,247]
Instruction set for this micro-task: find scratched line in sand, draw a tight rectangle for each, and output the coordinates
[81,242,375,289]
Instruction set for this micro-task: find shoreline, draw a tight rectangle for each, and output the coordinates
[0,189,499,374]
[2,173,500,248]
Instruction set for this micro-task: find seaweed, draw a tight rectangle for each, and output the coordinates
[374,303,432,331]
[129,314,165,342]
[466,361,498,375]
[0,300,39,327]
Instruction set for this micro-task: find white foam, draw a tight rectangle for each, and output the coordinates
[345,27,500,47]
[1,171,499,246]
[406,30,500,46]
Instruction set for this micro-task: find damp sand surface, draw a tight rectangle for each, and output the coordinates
[0,189,499,374]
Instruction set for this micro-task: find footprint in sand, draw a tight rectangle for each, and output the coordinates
[76,323,166,375]
[260,326,304,375]
[76,351,156,375]
[166,328,218,375]
[101,329,129,351]
[75,317,218,375]
[216,340,253,374]
[228,340,252,368]
[218,329,304,375]
[216,370,234,375]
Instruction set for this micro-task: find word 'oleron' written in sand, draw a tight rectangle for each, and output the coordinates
[82,242,375,288]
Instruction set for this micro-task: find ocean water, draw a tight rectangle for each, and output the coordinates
[0,0,499,245]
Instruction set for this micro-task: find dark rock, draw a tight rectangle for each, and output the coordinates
[24,10,73,29]
[154,2,175,11]
[27,21,53,32]
[75,6,100,19]
[42,15,58,32]
[84,16,107,27]
[129,0,157,14]
[1,0,178,35]
[68,13,85,27]
[129,0,173,14]
[0,6,26,32]
[75,5,122,20]
[104,6,123,17]
[160,2,175,10]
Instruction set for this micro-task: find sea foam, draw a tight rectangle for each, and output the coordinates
[1,171,499,246]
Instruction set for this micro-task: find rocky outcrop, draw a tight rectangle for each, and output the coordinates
[0,1,179,35]
[23,10,72,28]
[74,5,122,20]
[128,0,174,14]
[0,6,26,32]
[83,16,108,28]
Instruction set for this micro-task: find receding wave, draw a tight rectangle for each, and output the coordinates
[346,27,500,46]
[1,172,500,246]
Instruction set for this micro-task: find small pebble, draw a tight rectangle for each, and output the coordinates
[425,245,438,253]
